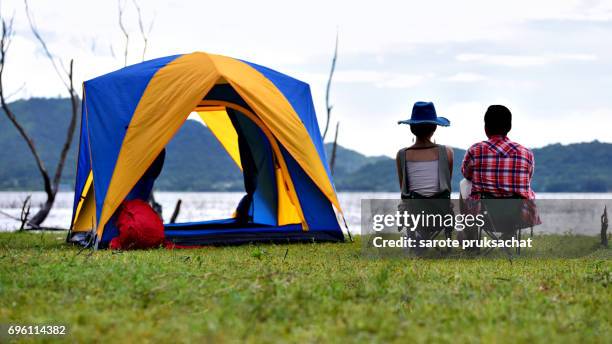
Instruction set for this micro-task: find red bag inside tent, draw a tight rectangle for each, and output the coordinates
[110,199,165,250]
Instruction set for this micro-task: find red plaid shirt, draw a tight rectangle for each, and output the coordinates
[462,135,535,199]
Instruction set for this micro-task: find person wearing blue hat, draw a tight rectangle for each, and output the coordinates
[396,101,453,199]
[396,101,454,254]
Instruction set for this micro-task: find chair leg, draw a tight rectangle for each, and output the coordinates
[444,227,453,253]
[426,229,445,253]
[482,229,499,256]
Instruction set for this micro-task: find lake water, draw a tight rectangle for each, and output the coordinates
[0,191,610,234]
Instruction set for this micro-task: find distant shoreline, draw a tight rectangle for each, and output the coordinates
[2,99,611,193]
[1,189,612,194]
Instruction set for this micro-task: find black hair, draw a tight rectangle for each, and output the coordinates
[484,105,512,136]
[410,123,437,139]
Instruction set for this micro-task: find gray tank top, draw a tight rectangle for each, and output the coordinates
[406,160,439,196]
[397,145,451,198]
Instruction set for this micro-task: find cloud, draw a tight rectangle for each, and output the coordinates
[0,0,611,157]
[456,53,598,67]
[553,53,598,61]
[374,74,428,89]
[445,72,487,83]
[456,54,550,67]
[527,1,612,22]
[517,107,612,148]
[301,70,430,89]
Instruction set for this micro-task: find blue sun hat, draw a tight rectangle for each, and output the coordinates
[398,101,450,127]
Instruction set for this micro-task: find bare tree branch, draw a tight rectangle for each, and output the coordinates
[19,195,31,231]
[4,81,25,101]
[24,0,70,89]
[90,37,97,54]
[330,121,340,175]
[132,0,154,61]
[118,0,129,66]
[51,59,78,194]
[602,206,608,247]
[109,43,116,59]
[0,3,79,228]
[322,32,338,140]
[0,208,20,221]
[170,199,182,224]
[24,0,79,191]
[0,16,53,204]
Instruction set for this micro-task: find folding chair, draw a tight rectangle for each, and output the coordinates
[477,194,525,256]
[400,196,453,254]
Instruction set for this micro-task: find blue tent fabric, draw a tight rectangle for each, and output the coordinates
[165,221,342,246]
[70,100,92,222]
[229,109,278,226]
[69,53,344,247]
[242,61,334,183]
[281,147,340,231]
[84,55,180,227]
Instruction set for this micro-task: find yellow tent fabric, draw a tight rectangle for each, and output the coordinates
[72,171,96,232]
[196,108,242,169]
[197,107,300,225]
[95,52,341,237]
[197,101,306,227]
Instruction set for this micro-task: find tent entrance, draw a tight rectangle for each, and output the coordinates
[164,101,305,230]
[161,101,325,245]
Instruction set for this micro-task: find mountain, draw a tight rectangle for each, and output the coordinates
[0,98,78,190]
[0,98,610,192]
[157,120,243,191]
[325,144,467,191]
[327,142,612,192]
[531,141,612,192]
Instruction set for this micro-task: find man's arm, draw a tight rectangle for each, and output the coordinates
[528,149,535,180]
[527,148,536,199]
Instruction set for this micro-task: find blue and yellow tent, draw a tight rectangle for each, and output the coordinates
[68,52,345,247]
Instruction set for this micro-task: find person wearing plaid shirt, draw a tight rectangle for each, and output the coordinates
[461,105,535,200]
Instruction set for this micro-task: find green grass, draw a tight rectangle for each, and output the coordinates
[0,232,610,343]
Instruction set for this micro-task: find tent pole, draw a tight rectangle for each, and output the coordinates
[341,213,353,242]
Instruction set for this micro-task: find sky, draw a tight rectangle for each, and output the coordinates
[1,0,611,157]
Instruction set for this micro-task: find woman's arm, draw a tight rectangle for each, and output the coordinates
[446,146,454,179]
[396,150,403,189]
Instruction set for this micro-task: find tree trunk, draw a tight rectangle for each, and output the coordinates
[28,193,55,228]
[601,206,608,248]
[322,33,338,140]
[0,12,79,229]
[23,61,78,228]
[330,122,340,175]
